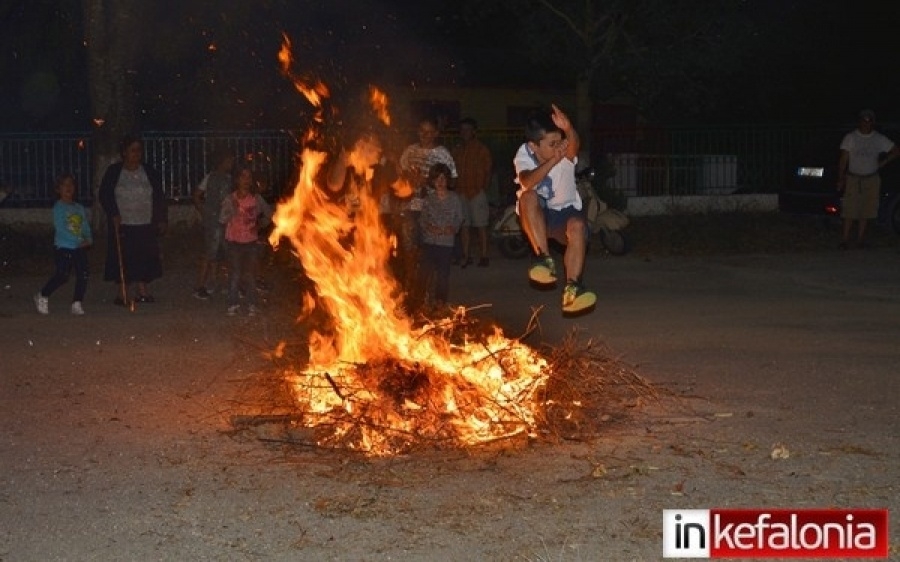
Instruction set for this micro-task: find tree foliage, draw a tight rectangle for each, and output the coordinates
[5,0,899,136]
[0,0,85,129]
[457,0,797,123]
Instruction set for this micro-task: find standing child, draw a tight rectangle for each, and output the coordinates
[418,163,465,311]
[219,162,272,316]
[192,148,234,299]
[34,173,93,315]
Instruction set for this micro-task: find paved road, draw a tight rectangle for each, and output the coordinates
[457,248,900,441]
[2,242,898,560]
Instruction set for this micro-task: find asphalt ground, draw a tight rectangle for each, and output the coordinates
[2,237,898,560]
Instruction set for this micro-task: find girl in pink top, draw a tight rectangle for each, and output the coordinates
[219,163,272,316]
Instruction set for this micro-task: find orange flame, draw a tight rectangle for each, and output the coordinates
[279,33,330,144]
[271,36,549,455]
[368,85,390,126]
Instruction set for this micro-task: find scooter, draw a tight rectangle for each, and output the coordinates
[492,168,630,259]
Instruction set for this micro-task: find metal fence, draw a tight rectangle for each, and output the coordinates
[1,125,846,207]
[144,131,299,203]
[0,130,298,207]
[591,125,844,196]
[449,124,846,202]
[0,133,93,206]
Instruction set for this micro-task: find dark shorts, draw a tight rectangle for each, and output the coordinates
[545,205,589,245]
[203,222,226,261]
[461,191,490,228]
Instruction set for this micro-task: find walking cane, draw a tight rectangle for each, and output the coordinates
[114,221,134,312]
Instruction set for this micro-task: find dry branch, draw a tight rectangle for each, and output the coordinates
[226,314,663,456]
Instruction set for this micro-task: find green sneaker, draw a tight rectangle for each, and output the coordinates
[528,254,557,286]
[562,282,596,315]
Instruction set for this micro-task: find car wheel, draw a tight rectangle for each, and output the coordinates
[891,199,900,235]
[599,229,630,256]
[497,235,531,259]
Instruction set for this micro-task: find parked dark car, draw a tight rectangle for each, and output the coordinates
[778,131,900,234]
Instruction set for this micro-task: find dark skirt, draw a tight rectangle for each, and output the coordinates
[104,223,163,284]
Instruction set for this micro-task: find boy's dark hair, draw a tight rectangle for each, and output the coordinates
[208,146,234,168]
[419,116,439,129]
[56,172,76,188]
[232,160,253,182]
[524,108,561,144]
[428,162,452,182]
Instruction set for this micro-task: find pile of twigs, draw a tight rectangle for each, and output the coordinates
[536,330,659,440]
[227,308,659,455]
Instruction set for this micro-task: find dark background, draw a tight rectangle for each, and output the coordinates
[2,0,899,132]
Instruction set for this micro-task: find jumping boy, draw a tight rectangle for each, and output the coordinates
[513,104,596,315]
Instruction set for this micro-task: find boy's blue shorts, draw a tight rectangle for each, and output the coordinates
[545,205,589,245]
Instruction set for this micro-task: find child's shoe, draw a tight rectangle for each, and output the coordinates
[561,281,597,316]
[227,304,240,316]
[247,304,260,317]
[71,301,85,315]
[528,254,557,286]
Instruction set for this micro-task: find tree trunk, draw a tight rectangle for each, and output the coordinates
[575,73,592,167]
[81,0,140,231]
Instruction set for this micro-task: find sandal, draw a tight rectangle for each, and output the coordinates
[135,295,155,303]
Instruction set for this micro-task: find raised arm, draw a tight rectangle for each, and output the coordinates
[551,103,579,161]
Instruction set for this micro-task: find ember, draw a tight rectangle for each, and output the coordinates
[267,36,552,456]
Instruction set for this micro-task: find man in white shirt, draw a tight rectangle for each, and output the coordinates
[837,109,900,248]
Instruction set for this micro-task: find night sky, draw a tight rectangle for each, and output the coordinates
[2,0,900,130]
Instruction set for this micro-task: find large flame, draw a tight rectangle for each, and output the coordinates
[270,37,549,455]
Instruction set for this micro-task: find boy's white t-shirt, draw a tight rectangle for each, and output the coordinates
[513,143,582,211]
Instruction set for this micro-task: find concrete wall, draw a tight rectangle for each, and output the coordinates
[0,205,201,229]
[625,194,779,217]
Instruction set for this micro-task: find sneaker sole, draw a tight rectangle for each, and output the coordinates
[528,267,558,286]
[562,292,597,316]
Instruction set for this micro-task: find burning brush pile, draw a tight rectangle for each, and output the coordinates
[228,36,656,457]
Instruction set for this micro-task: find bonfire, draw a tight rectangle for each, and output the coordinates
[230,35,656,457]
